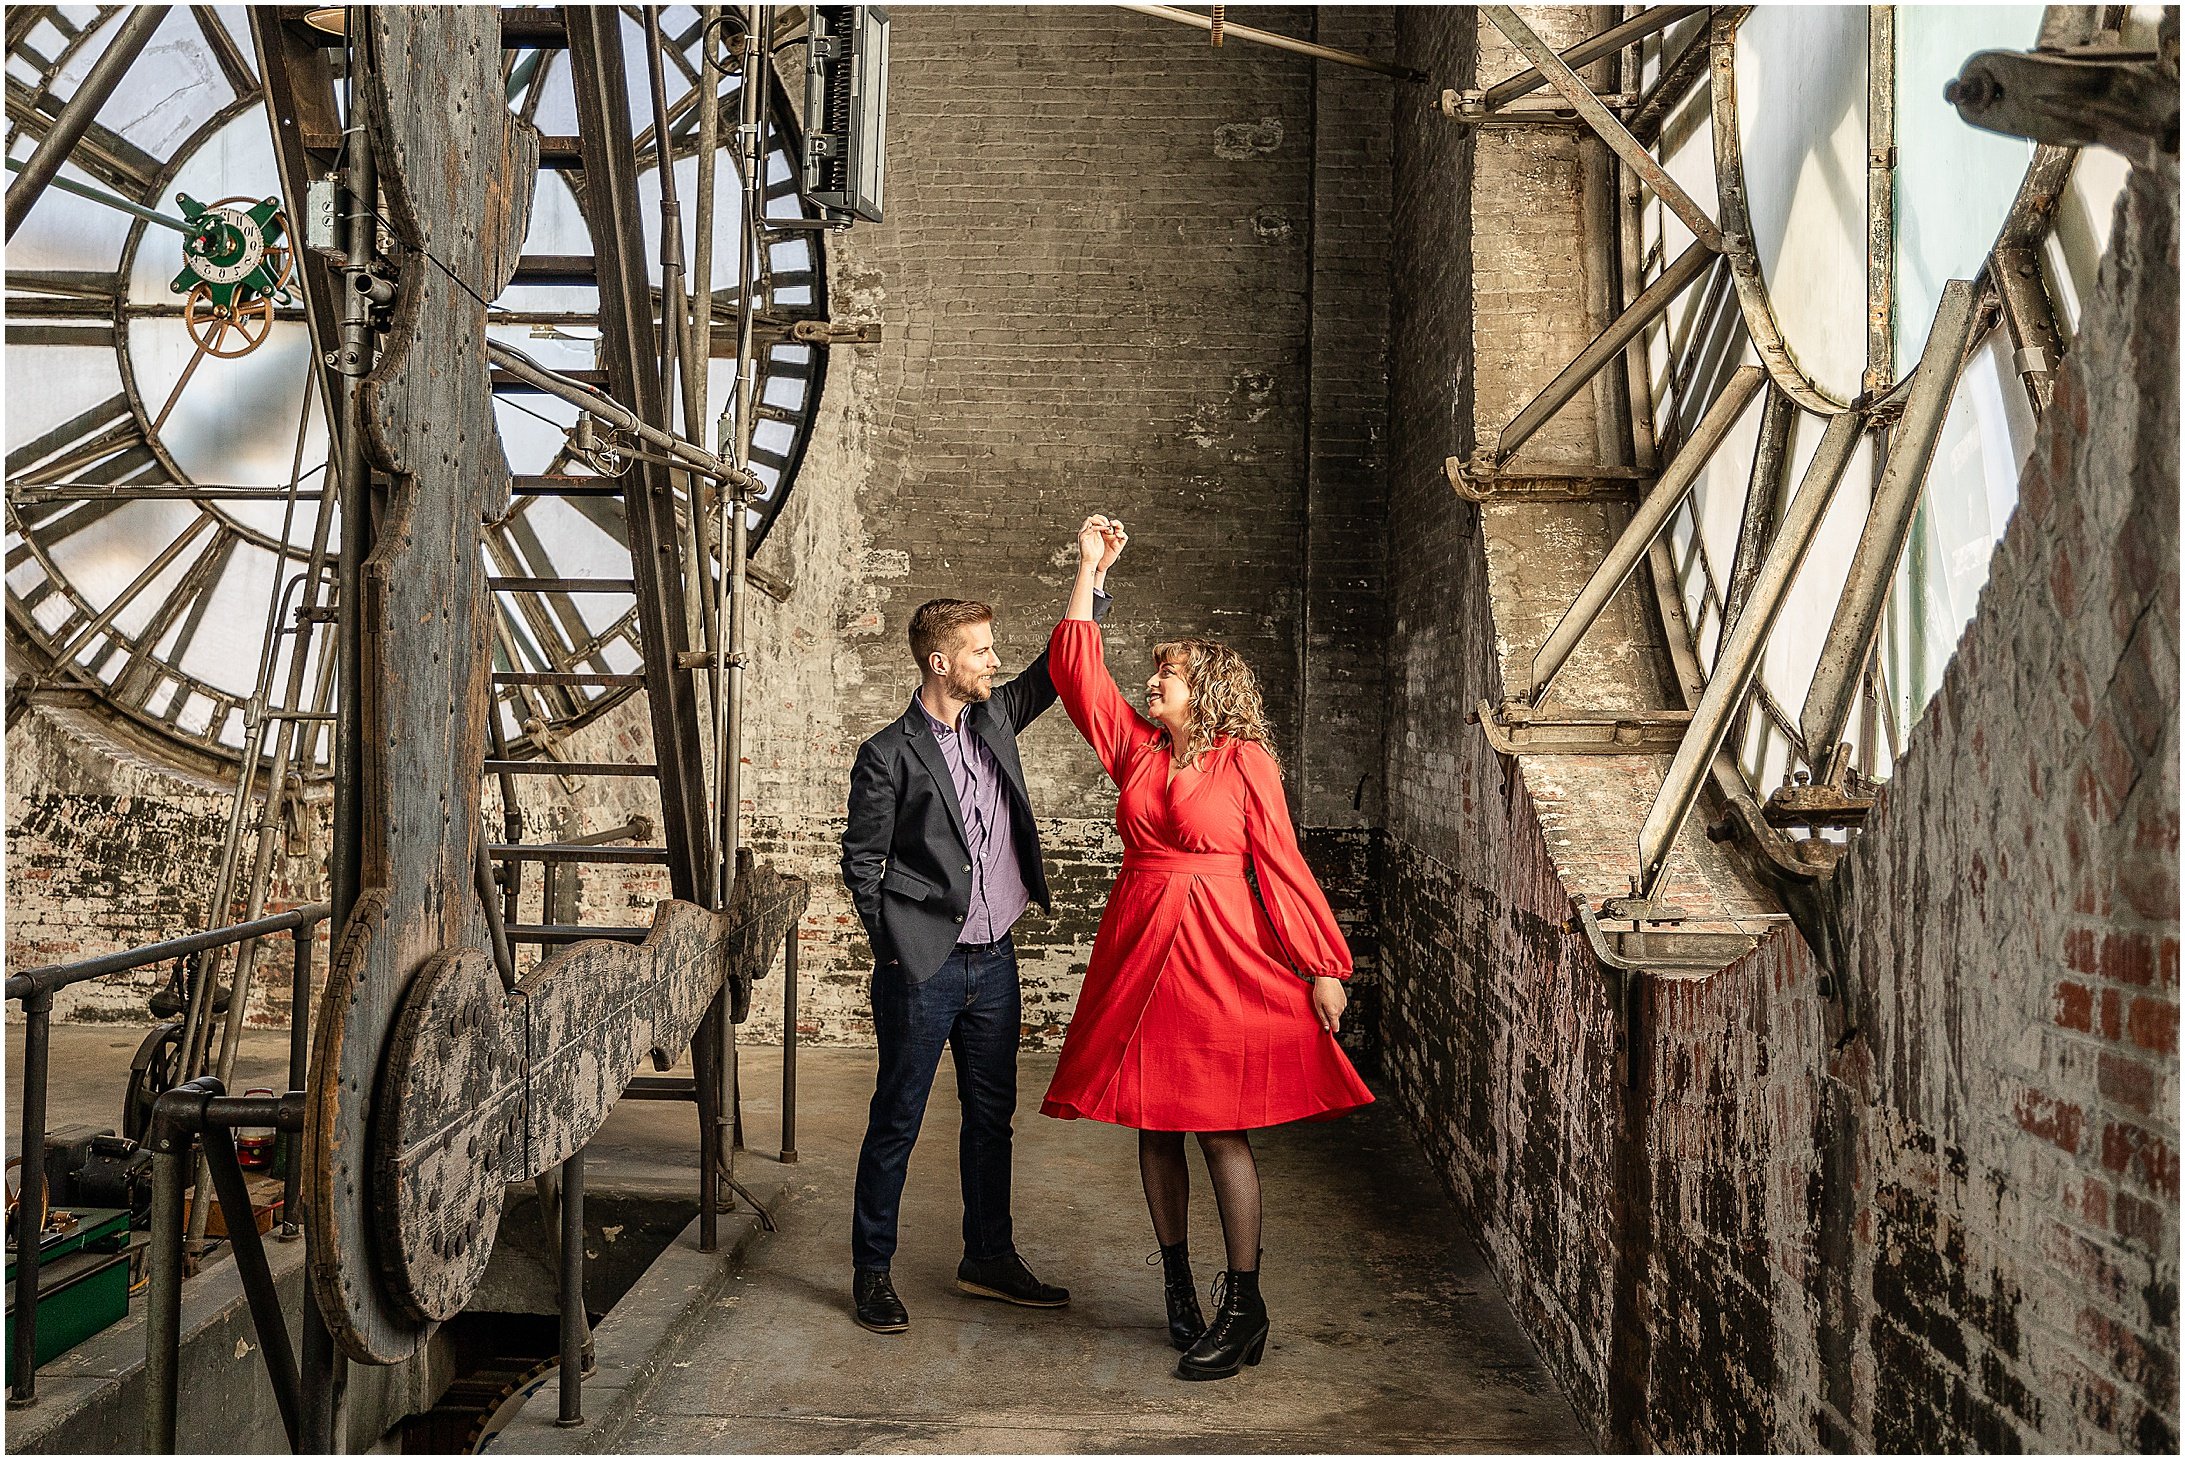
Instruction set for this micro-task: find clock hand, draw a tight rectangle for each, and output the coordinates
[1,156,193,234]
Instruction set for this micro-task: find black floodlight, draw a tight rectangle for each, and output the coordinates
[802,5,889,224]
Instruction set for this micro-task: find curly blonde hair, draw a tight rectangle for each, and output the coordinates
[1153,638,1278,771]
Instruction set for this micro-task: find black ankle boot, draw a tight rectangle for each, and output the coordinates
[1175,1267,1268,1380]
[1155,1242,1204,1352]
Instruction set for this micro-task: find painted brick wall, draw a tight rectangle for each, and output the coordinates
[1378,6,2179,1451]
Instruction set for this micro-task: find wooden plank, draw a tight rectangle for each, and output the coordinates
[302,3,540,1368]
[373,869,809,1321]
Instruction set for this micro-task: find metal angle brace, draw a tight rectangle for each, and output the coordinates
[1443,458,1650,502]
[1473,700,1691,755]
[1481,5,1723,251]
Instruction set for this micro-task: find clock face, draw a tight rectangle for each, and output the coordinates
[5,5,829,766]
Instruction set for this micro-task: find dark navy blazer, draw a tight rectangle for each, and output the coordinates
[841,591,1111,983]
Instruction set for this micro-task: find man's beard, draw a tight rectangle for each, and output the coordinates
[948,667,994,702]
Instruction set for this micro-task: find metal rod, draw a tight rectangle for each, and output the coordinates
[7,902,332,998]
[1800,279,1981,764]
[555,1148,585,1428]
[1118,2,1427,81]
[486,343,761,491]
[3,156,193,234]
[1493,237,1714,465]
[1483,6,1721,251]
[780,924,799,1163]
[8,993,52,1407]
[1638,408,1867,898]
[1993,243,2064,413]
[1722,384,1797,633]
[201,1123,303,1451]
[1528,365,1765,703]
[1627,7,1719,146]
[4,5,172,240]
[476,838,520,992]
[332,101,376,938]
[144,1084,201,1455]
[1483,4,1701,110]
[281,928,312,1232]
[297,1282,342,1453]
[1865,5,1896,397]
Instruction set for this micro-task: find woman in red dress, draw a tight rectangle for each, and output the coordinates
[1041,516,1373,1381]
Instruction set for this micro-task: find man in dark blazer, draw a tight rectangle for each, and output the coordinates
[839,518,1123,1334]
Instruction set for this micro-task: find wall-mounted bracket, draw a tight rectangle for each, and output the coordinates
[1445,455,1648,502]
[1472,699,1691,755]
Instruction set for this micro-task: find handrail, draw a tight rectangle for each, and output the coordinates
[5,902,330,1002]
[7,902,331,1415]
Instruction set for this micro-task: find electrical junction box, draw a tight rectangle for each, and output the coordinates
[801,5,889,224]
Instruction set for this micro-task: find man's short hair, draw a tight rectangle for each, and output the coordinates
[908,599,994,669]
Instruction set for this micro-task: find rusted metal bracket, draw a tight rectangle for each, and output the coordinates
[1761,771,1876,831]
[790,318,882,345]
[1948,29,2180,167]
[1441,89,1638,125]
[1572,896,1762,972]
[1472,699,1690,755]
[1444,455,1648,502]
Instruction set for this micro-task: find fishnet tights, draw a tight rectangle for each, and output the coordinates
[1137,1129,1261,1271]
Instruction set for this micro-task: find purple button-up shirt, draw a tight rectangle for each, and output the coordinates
[917,696,1030,944]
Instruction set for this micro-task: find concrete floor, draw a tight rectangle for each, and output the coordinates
[6,1022,1591,1453]
[611,1045,1591,1454]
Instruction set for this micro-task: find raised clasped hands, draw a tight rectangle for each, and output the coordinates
[1077,514,1128,573]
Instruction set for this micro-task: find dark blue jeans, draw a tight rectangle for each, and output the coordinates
[851,936,1021,1273]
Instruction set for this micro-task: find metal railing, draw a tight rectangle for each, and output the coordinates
[6,902,330,1413]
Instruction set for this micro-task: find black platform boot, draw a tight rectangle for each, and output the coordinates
[1175,1268,1268,1380]
[1156,1242,1204,1352]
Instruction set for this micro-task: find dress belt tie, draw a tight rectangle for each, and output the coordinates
[1121,850,1250,876]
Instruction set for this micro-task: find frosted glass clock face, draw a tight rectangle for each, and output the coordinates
[6,6,829,765]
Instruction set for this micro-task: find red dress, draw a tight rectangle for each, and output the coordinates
[1038,618,1374,1132]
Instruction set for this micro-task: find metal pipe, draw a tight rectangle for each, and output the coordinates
[1483,6,1721,251]
[1528,366,1764,703]
[7,902,331,998]
[4,6,172,239]
[1994,242,2064,413]
[780,924,799,1163]
[485,343,761,490]
[8,993,52,1407]
[1799,279,1981,764]
[1638,408,1866,898]
[1483,4,1701,110]
[1118,2,1427,81]
[555,1148,586,1428]
[1492,237,1714,465]
[201,1124,302,1451]
[475,838,520,992]
[143,1085,201,1455]
[281,927,313,1232]
[333,103,377,936]
[297,1275,343,1453]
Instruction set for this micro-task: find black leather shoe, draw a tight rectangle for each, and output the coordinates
[1176,1269,1268,1380]
[1154,1243,1204,1352]
[955,1251,1070,1307]
[853,1269,909,1333]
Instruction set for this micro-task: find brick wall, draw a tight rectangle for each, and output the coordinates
[1378,6,2179,1450]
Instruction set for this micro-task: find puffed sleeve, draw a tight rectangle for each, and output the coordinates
[1239,740,1353,981]
[1048,617,1159,785]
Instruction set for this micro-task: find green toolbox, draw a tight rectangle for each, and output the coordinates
[6,1207,134,1367]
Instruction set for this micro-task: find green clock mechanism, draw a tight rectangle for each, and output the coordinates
[170,193,294,358]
